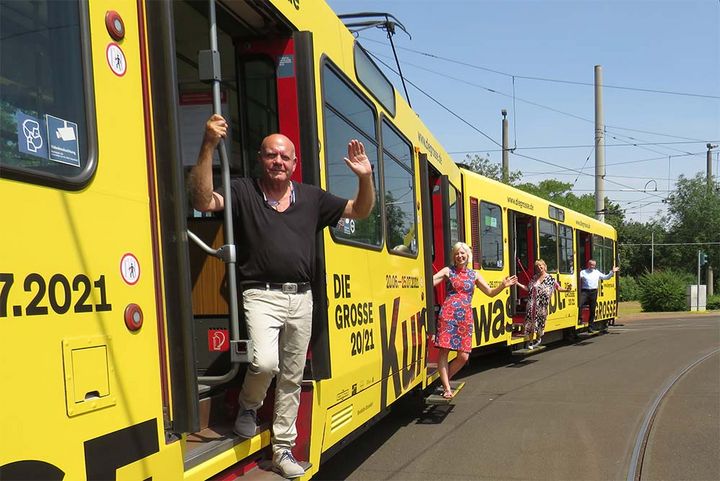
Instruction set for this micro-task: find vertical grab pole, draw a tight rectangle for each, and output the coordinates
[197,0,242,384]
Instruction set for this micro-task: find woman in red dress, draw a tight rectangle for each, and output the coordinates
[433,242,517,399]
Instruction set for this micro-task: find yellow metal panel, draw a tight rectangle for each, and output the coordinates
[321,380,385,453]
[62,336,116,416]
[71,347,110,400]
[1,0,174,478]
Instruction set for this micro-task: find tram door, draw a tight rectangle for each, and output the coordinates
[420,161,457,370]
[150,1,320,467]
[508,210,537,336]
[576,230,592,323]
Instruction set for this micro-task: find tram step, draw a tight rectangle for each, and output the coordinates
[511,345,547,357]
[198,391,226,430]
[577,330,603,338]
[425,381,465,405]
[223,460,312,480]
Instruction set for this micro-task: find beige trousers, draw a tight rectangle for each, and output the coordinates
[238,288,313,453]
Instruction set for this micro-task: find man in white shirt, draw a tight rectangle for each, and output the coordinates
[579,259,620,332]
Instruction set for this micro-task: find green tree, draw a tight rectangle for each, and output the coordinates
[384,190,408,249]
[460,154,522,184]
[616,220,665,277]
[514,179,624,228]
[663,173,720,282]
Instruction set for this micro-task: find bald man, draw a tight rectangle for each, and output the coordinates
[190,114,374,478]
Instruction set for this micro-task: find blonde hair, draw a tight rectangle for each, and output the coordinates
[451,242,473,267]
[534,259,547,270]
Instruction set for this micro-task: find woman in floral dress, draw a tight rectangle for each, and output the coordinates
[517,259,571,349]
[433,242,517,398]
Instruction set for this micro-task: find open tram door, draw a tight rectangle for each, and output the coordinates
[147,0,322,474]
[419,155,462,375]
[508,209,537,337]
[576,230,593,325]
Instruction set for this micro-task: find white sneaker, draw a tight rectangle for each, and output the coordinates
[527,343,535,350]
[273,449,305,478]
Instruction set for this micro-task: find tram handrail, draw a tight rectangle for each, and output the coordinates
[187,229,219,257]
[195,0,244,385]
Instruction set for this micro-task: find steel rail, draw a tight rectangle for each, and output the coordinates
[627,347,720,481]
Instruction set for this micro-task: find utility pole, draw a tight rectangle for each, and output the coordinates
[502,109,509,184]
[594,65,605,222]
[707,143,716,191]
[707,144,716,296]
[697,250,702,311]
[709,259,714,297]
[651,231,654,273]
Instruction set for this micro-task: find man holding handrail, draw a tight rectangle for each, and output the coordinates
[578,259,619,332]
[190,114,374,478]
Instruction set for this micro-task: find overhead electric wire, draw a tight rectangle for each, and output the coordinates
[366,48,712,149]
[607,131,694,156]
[366,48,598,124]
[362,46,684,202]
[572,147,595,187]
[523,171,675,182]
[510,151,705,176]
[367,52,502,148]
[448,140,711,153]
[509,150,668,201]
[360,38,720,100]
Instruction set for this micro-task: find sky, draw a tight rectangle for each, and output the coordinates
[326,0,720,223]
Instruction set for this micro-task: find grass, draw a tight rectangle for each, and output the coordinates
[618,300,719,316]
[618,301,643,316]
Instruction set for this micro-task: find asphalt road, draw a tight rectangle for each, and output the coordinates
[315,314,720,481]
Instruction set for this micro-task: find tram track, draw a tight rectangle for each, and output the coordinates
[626,347,720,481]
[338,335,651,481]
[316,316,719,481]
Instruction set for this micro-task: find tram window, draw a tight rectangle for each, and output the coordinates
[382,120,417,255]
[592,234,604,271]
[0,0,94,188]
[322,64,382,247]
[469,197,481,269]
[354,43,395,116]
[449,187,462,246]
[238,58,278,176]
[605,237,615,269]
[539,219,558,272]
[549,205,565,222]
[480,201,503,270]
[174,0,243,175]
[559,224,574,274]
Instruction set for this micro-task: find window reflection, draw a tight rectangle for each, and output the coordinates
[539,219,558,272]
[323,65,381,247]
[383,120,416,255]
[0,0,91,184]
[480,202,503,269]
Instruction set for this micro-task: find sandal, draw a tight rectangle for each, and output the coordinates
[442,390,453,399]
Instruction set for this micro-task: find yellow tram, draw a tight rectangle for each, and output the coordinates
[0,0,616,479]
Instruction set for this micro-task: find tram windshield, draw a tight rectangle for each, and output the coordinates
[0,0,92,183]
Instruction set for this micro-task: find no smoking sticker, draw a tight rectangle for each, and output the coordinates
[120,253,140,285]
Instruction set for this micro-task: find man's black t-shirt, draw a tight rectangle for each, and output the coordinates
[218,178,347,283]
